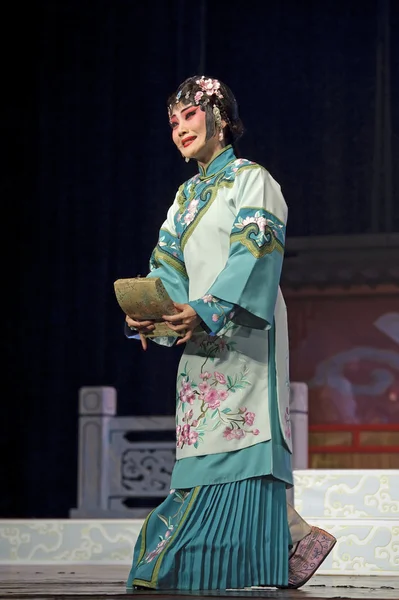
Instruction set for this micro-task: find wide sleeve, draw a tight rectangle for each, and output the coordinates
[189,295,235,335]
[203,166,287,331]
[125,189,190,345]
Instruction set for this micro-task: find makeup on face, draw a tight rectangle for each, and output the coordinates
[170,105,203,137]
[169,102,224,166]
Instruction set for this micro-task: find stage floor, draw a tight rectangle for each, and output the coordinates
[0,566,397,600]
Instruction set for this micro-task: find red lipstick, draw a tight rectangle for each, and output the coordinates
[182,136,196,148]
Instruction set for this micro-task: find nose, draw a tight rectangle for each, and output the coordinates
[177,122,188,137]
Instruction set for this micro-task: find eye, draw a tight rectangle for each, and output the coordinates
[185,110,197,119]
[170,121,178,129]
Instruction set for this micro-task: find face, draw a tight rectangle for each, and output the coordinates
[169,102,223,165]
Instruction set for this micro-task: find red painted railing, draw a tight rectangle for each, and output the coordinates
[309,423,399,454]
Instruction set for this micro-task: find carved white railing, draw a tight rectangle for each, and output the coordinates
[70,383,308,518]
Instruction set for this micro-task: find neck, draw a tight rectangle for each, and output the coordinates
[197,143,225,170]
[197,144,235,178]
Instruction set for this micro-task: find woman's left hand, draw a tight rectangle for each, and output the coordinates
[163,303,201,346]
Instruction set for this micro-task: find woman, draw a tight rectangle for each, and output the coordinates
[125,75,336,590]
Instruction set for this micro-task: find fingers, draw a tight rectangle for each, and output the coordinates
[173,302,186,310]
[140,333,148,351]
[125,315,155,332]
[163,304,196,322]
[176,329,192,346]
[166,322,188,333]
[162,313,186,323]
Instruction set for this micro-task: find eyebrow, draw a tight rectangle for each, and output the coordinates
[170,105,198,120]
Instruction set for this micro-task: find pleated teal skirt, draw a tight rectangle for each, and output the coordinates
[126,476,289,590]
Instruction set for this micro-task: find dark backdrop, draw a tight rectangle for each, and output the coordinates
[2,0,398,517]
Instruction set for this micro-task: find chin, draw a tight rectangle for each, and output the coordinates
[183,151,198,162]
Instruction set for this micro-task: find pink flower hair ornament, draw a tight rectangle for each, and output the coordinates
[168,76,224,117]
[195,77,224,100]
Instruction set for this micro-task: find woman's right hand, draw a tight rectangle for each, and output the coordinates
[125,315,155,351]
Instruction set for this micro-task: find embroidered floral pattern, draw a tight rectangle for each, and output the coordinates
[190,324,237,357]
[138,490,189,565]
[174,159,258,249]
[200,294,235,330]
[230,216,284,259]
[150,228,187,278]
[176,362,259,449]
[233,209,285,249]
[158,234,179,252]
[176,197,200,226]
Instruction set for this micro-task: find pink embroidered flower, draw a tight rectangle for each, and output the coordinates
[183,409,193,422]
[177,434,185,448]
[182,378,191,392]
[187,391,196,404]
[200,371,212,379]
[184,213,194,225]
[223,426,235,440]
[202,294,214,303]
[188,198,199,213]
[218,390,229,401]
[241,215,268,233]
[256,217,267,232]
[180,389,195,405]
[188,429,199,445]
[239,406,247,413]
[182,424,190,436]
[241,216,255,226]
[253,429,260,436]
[176,425,181,436]
[204,388,220,409]
[212,313,220,322]
[214,371,226,384]
[191,419,199,427]
[145,538,168,562]
[244,411,255,426]
[199,382,210,394]
[223,426,245,440]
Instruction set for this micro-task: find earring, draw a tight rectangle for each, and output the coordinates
[219,131,223,141]
[185,157,190,163]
